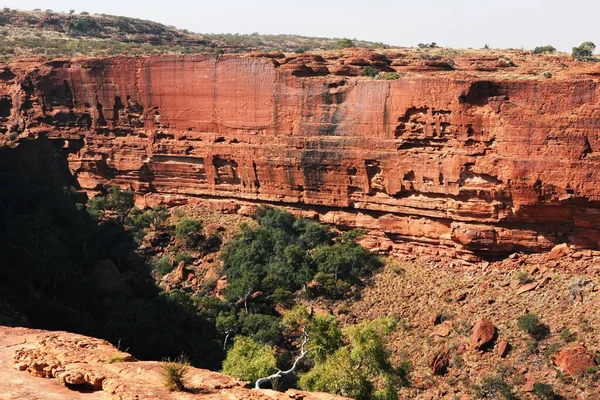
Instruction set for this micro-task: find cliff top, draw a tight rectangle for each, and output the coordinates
[2,8,599,82]
[0,8,387,61]
[11,47,599,84]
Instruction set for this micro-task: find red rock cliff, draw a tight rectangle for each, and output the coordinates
[2,50,600,258]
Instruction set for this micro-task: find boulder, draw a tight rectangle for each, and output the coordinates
[470,318,496,349]
[497,340,509,358]
[552,345,596,376]
[431,321,453,338]
[516,281,538,295]
[521,377,534,392]
[548,243,571,260]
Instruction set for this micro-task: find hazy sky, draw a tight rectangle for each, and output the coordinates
[4,0,598,51]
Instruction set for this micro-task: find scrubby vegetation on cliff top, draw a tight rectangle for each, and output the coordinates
[0,8,387,61]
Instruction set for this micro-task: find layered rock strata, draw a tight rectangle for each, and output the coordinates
[2,50,600,258]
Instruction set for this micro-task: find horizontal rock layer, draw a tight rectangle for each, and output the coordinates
[2,51,600,258]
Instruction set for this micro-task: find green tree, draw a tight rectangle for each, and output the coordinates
[238,312,282,345]
[313,230,382,296]
[335,38,354,49]
[299,317,401,400]
[363,66,378,78]
[300,347,373,399]
[572,41,596,61]
[283,305,343,363]
[129,205,169,242]
[87,185,134,223]
[533,45,556,54]
[222,336,277,382]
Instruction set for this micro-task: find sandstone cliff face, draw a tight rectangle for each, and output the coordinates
[2,50,600,258]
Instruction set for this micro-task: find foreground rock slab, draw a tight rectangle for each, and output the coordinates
[0,326,347,400]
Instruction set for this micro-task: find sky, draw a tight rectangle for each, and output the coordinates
[3,0,598,52]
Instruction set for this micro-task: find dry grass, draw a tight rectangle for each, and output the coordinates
[160,355,190,392]
[107,353,128,363]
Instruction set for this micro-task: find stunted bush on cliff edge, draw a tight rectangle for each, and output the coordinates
[335,38,354,49]
[533,45,556,55]
[572,41,596,61]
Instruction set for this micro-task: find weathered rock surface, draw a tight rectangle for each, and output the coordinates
[470,318,496,349]
[552,345,596,376]
[1,326,346,399]
[3,50,600,258]
[497,340,509,358]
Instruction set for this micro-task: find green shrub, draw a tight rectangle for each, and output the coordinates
[544,342,562,359]
[173,251,193,266]
[517,314,550,341]
[572,41,596,61]
[160,355,189,392]
[533,382,556,399]
[560,328,576,343]
[153,256,173,275]
[175,217,203,248]
[271,288,294,307]
[69,16,99,33]
[475,375,517,399]
[363,66,378,78]
[379,72,400,80]
[334,38,354,49]
[517,271,534,284]
[533,45,556,54]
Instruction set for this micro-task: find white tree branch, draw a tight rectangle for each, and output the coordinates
[255,328,311,389]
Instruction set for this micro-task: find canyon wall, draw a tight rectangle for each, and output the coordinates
[2,51,600,259]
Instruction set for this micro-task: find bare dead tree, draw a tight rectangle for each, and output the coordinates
[222,329,234,351]
[243,289,251,313]
[254,328,311,389]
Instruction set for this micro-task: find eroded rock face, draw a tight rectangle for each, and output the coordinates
[1,326,347,399]
[552,345,596,376]
[3,51,600,258]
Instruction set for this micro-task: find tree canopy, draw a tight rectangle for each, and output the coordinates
[222,336,277,382]
[299,317,402,400]
[572,41,596,61]
[222,206,381,305]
